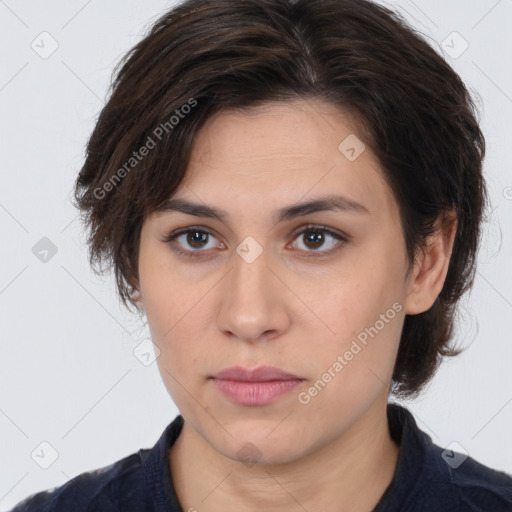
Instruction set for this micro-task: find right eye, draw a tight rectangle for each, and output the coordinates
[163,227,224,258]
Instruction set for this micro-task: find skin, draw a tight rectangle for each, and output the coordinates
[135,99,456,512]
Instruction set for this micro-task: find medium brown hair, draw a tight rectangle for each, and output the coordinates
[72,0,487,399]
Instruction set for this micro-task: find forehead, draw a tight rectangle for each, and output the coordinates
[168,99,399,221]
[189,99,365,165]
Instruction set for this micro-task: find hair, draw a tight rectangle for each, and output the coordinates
[72,0,487,399]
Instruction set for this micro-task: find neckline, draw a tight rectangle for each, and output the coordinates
[146,403,437,511]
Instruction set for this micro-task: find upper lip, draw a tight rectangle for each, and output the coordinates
[211,366,302,382]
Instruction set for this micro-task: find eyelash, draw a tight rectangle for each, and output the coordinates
[163,224,348,259]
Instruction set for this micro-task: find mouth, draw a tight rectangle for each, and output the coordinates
[210,378,303,406]
[210,365,303,382]
[209,366,304,406]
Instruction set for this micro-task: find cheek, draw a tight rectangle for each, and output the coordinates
[300,286,404,420]
[145,285,208,413]
[316,284,403,381]
[138,241,213,381]
[305,244,406,391]
[139,238,191,335]
[314,249,405,340]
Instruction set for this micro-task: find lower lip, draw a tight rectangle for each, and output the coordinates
[211,378,303,406]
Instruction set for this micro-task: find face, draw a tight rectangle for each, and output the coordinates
[137,99,412,465]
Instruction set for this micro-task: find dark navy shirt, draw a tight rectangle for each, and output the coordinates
[9,404,512,511]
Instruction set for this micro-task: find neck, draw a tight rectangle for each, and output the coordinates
[169,398,399,512]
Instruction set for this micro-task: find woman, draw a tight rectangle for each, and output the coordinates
[10,0,512,510]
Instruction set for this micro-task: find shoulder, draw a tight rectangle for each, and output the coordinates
[8,450,149,512]
[428,442,512,511]
[384,404,512,512]
[8,415,183,512]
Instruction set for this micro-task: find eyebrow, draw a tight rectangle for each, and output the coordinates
[157,194,370,224]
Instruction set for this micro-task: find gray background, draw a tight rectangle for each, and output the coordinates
[1,0,511,509]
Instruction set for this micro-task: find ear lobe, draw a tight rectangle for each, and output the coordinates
[404,210,457,315]
[131,287,145,314]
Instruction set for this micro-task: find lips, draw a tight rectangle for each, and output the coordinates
[211,365,302,382]
[210,366,304,406]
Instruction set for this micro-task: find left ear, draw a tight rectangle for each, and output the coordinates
[130,281,146,315]
[404,209,457,315]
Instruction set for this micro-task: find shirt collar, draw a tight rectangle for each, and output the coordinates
[373,403,457,511]
[142,403,457,512]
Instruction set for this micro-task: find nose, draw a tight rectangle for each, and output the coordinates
[216,241,291,343]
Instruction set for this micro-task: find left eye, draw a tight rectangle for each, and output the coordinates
[164,225,347,258]
[289,225,346,254]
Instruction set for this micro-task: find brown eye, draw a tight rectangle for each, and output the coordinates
[185,230,209,249]
[289,225,348,256]
[303,229,326,250]
[163,227,222,258]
